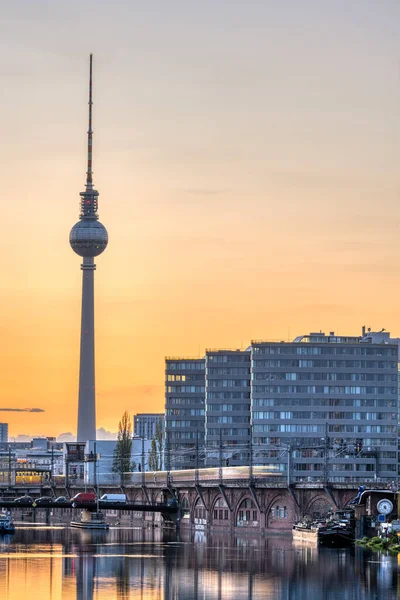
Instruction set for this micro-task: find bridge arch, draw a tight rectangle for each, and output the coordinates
[180,495,190,523]
[128,489,142,504]
[235,495,260,529]
[194,497,207,528]
[339,491,357,509]
[152,491,164,525]
[304,495,335,518]
[211,496,229,526]
[265,494,293,529]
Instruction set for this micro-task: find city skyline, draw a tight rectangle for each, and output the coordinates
[1,2,400,437]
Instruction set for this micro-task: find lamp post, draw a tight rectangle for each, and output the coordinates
[287,444,291,487]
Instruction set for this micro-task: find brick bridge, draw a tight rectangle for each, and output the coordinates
[38,480,366,532]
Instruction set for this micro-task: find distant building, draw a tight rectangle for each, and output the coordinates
[63,442,86,482]
[31,438,48,451]
[133,413,165,440]
[0,444,63,485]
[0,424,8,444]
[84,439,151,485]
[165,358,205,470]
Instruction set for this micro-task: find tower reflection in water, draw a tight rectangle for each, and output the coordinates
[0,528,397,599]
[65,529,164,600]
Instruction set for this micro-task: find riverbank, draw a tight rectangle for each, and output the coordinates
[356,535,400,553]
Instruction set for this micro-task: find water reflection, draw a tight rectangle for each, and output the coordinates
[0,527,397,599]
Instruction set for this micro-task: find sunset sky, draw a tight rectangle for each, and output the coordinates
[0,1,400,438]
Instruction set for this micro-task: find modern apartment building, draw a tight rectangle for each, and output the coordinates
[133,413,164,440]
[165,329,399,482]
[0,424,8,444]
[165,358,206,470]
[205,349,251,466]
[251,331,399,483]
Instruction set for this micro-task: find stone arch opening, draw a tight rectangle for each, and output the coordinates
[266,496,290,528]
[194,497,207,528]
[152,491,164,525]
[128,490,142,505]
[340,492,356,509]
[236,497,259,528]
[304,496,334,519]
[212,496,229,525]
[180,495,190,522]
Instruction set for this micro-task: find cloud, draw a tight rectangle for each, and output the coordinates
[15,434,32,442]
[57,432,76,442]
[56,429,117,442]
[96,428,117,441]
[0,408,45,412]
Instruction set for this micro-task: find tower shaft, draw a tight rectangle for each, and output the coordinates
[77,257,96,442]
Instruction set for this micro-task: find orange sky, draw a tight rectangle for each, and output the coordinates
[1,2,400,437]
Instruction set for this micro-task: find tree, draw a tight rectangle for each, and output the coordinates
[112,411,136,485]
[148,421,163,471]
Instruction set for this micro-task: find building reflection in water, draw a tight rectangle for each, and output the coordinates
[0,527,397,599]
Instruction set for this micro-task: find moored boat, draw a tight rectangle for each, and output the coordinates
[293,510,355,547]
[70,510,109,530]
[292,524,319,543]
[318,524,354,547]
[0,513,15,534]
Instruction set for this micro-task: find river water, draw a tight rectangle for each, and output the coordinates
[0,526,397,599]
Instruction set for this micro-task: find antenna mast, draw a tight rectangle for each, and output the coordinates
[80,54,98,219]
[86,53,93,190]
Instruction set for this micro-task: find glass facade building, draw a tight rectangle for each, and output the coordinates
[205,350,251,466]
[0,424,8,444]
[133,413,164,440]
[251,332,399,482]
[165,331,399,481]
[165,358,206,470]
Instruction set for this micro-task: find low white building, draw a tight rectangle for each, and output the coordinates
[84,439,152,485]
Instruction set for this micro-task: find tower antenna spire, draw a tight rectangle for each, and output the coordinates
[86,53,93,189]
[79,54,98,219]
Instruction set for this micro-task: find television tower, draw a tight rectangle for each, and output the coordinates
[69,55,108,442]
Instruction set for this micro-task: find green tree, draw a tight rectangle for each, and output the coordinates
[148,421,164,471]
[112,411,136,485]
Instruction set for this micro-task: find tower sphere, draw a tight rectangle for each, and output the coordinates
[69,219,108,257]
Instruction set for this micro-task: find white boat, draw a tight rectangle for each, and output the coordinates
[292,524,319,544]
[70,510,109,530]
